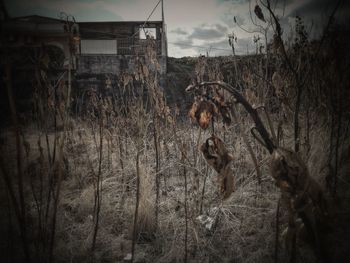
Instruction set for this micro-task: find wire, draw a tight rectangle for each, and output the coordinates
[144,0,162,26]
[131,0,162,37]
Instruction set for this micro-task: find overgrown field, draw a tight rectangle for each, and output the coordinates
[1,10,350,263]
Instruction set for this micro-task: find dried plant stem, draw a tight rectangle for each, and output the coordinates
[262,107,277,145]
[49,146,64,263]
[49,29,74,262]
[153,114,160,227]
[91,103,104,258]
[118,134,124,171]
[4,64,31,263]
[293,87,302,153]
[117,133,126,211]
[274,197,281,263]
[199,165,209,215]
[333,110,342,196]
[327,110,335,192]
[263,0,302,152]
[182,151,188,263]
[131,149,141,263]
[192,127,202,213]
[231,105,262,184]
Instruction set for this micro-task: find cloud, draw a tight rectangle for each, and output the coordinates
[4,0,124,21]
[287,0,350,22]
[207,38,230,49]
[234,14,246,25]
[170,28,188,35]
[274,0,296,9]
[190,27,224,40]
[169,37,232,56]
[215,23,228,32]
[189,24,228,40]
[278,0,350,38]
[220,1,252,32]
[288,0,333,17]
[170,38,194,50]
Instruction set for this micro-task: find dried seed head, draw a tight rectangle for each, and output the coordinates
[189,97,217,130]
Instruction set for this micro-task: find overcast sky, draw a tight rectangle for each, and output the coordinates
[3,0,350,57]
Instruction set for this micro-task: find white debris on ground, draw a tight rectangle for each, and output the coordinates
[197,206,220,231]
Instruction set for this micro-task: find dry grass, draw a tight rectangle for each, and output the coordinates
[0,114,326,262]
[1,27,350,263]
[1,94,349,263]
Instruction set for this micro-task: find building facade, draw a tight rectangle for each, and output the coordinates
[0,14,168,117]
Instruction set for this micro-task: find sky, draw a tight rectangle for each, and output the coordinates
[3,0,350,57]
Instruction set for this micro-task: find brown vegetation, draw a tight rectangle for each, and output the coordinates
[1,2,350,263]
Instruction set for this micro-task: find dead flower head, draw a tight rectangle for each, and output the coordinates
[188,89,232,129]
[189,97,218,130]
[200,134,235,199]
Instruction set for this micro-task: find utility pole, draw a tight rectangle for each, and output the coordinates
[161,0,167,58]
[160,0,167,88]
[161,0,164,24]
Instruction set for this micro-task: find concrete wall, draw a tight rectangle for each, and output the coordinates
[77,55,123,75]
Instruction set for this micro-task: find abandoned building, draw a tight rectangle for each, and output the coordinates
[78,20,167,72]
[0,10,168,119]
[76,19,168,102]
